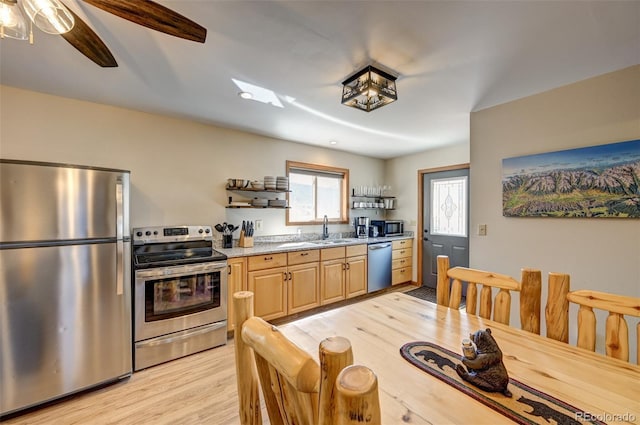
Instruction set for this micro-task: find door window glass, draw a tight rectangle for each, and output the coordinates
[431,176,468,237]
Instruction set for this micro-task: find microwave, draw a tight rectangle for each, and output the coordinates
[370,220,404,237]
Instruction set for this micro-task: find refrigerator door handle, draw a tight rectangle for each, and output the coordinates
[116,180,124,295]
[116,240,124,295]
[116,180,124,240]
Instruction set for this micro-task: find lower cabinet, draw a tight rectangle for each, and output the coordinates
[239,243,369,321]
[345,244,367,298]
[247,253,288,320]
[345,254,367,298]
[320,258,346,305]
[320,244,368,303]
[226,257,247,332]
[391,239,413,285]
[247,266,288,321]
[287,251,320,314]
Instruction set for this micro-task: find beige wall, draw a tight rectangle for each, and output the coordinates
[470,65,640,355]
[0,86,384,237]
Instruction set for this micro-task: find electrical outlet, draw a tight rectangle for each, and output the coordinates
[478,224,487,236]
[255,219,262,231]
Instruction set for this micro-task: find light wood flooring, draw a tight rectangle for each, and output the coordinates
[2,284,416,425]
[2,338,257,425]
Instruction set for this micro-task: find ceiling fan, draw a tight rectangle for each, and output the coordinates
[0,0,207,68]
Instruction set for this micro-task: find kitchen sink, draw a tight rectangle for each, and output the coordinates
[278,239,354,248]
[309,239,352,245]
[278,241,317,248]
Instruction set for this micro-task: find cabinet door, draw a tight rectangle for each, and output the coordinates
[288,263,320,314]
[392,267,412,285]
[226,257,247,331]
[346,255,367,298]
[320,259,345,305]
[247,267,287,320]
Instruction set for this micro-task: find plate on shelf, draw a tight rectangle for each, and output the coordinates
[229,201,251,207]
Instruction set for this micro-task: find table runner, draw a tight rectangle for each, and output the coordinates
[400,341,606,425]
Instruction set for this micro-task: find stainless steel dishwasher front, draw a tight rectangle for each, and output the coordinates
[367,242,392,292]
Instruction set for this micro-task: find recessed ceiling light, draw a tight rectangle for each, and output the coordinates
[238,91,253,100]
[231,78,284,108]
[330,141,338,145]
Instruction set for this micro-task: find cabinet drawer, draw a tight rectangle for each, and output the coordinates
[288,249,320,265]
[392,248,412,260]
[392,266,412,285]
[392,239,413,250]
[346,244,367,257]
[392,256,412,270]
[247,253,287,271]
[320,246,346,261]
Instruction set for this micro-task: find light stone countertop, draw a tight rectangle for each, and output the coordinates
[216,234,414,258]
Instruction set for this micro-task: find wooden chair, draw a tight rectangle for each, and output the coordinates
[545,272,640,364]
[436,255,541,333]
[233,291,381,425]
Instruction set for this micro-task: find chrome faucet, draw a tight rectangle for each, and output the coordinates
[322,215,329,239]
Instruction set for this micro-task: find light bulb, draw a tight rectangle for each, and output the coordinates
[0,0,28,40]
[21,0,74,34]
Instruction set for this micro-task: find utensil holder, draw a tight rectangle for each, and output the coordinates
[223,234,233,248]
[238,231,254,248]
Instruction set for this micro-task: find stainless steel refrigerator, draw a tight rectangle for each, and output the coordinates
[0,159,132,416]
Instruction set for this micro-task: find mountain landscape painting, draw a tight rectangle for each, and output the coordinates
[502,139,640,218]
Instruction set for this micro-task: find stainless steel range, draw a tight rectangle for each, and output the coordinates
[132,225,227,371]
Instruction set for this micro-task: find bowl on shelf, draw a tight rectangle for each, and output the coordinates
[268,198,287,207]
[236,179,250,188]
[251,180,265,190]
[252,198,268,207]
[264,176,277,190]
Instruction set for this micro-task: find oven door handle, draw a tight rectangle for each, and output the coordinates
[135,262,227,278]
[135,321,227,348]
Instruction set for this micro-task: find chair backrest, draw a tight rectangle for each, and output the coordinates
[436,255,541,333]
[545,273,640,365]
[233,291,381,425]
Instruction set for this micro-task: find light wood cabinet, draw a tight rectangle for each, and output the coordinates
[240,242,370,320]
[247,266,287,320]
[345,254,367,298]
[226,257,247,331]
[320,258,345,304]
[320,244,368,302]
[391,239,413,285]
[287,250,320,314]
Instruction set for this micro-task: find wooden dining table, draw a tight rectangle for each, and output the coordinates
[277,292,640,424]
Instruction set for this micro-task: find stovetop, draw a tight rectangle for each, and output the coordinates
[132,225,227,269]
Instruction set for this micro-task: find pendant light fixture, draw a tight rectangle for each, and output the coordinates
[21,0,74,34]
[0,0,28,40]
[341,65,398,112]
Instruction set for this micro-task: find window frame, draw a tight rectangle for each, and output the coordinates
[286,160,349,226]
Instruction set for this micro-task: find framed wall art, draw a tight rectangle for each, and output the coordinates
[502,139,640,218]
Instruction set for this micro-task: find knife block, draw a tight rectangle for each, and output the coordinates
[238,231,254,248]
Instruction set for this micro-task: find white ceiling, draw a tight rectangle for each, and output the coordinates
[1,1,638,159]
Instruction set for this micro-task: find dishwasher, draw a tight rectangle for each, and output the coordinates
[367,242,392,293]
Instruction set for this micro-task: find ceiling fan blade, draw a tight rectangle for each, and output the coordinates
[82,0,207,43]
[60,4,118,67]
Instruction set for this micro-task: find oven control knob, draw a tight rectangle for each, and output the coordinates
[145,231,151,236]
[198,228,204,234]
[205,228,210,234]
[136,231,142,237]
[153,231,158,235]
